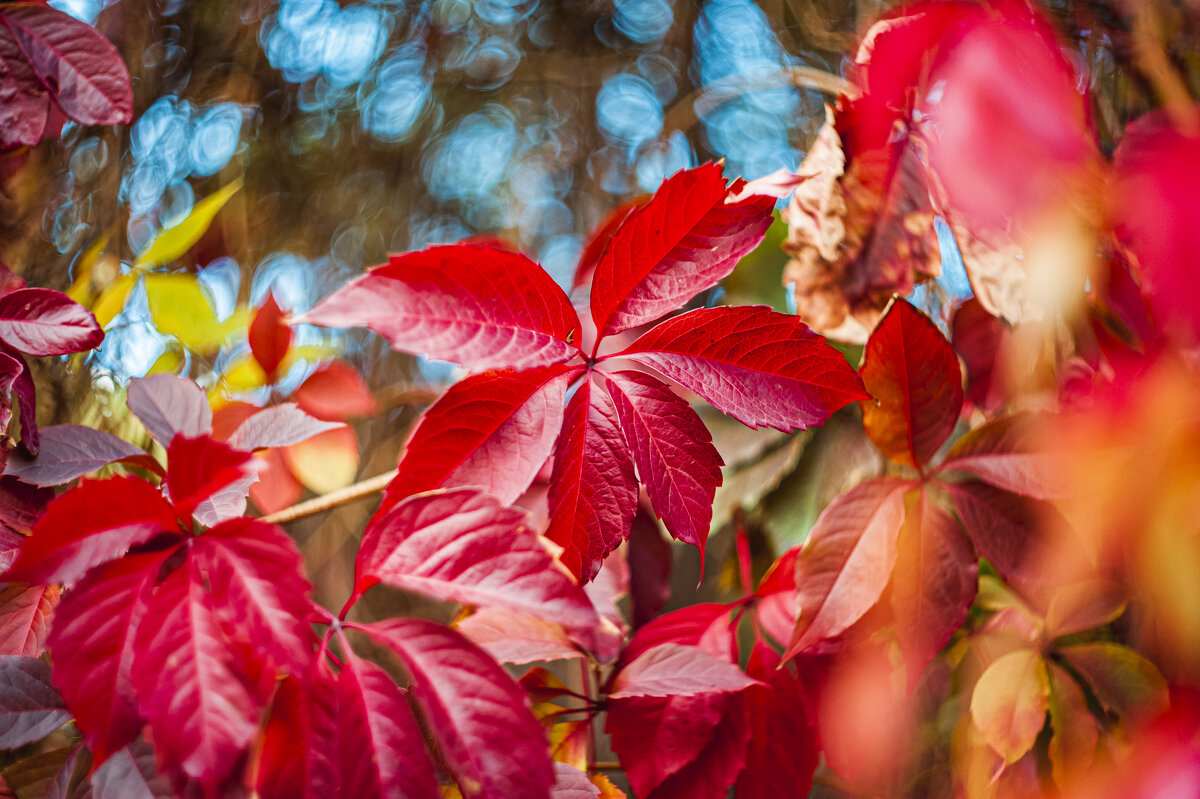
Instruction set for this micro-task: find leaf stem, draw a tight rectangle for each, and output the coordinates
[260,469,398,525]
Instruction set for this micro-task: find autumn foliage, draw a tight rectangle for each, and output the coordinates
[2,1,1200,798]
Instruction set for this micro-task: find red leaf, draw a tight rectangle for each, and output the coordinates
[302,243,580,371]
[456,608,581,664]
[589,163,774,339]
[0,26,50,149]
[254,676,309,799]
[0,655,70,749]
[889,486,976,684]
[247,449,302,515]
[6,476,178,586]
[357,489,602,652]
[0,583,57,656]
[952,298,1008,412]
[0,477,52,537]
[944,480,1051,582]
[381,365,573,511]
[0,4,132,126]
[165,435,253,522]
[620,603,736,667]
[938,412,1065,498]
[621,306,867,432]
[546,376,637,582]
[784,477,912,659]
[609,644,760,699]
[249,293,292,381]
[0,350,23,446]
[753,548,800,647]
[573,198,643,291]
[126,375,213,446]
[859,299,963,468]
[356,618,555,799]
[643,692,749,799]
[4,425,162,487]
[314,655,438,799]
[132,553,259,789]
[48,551,169,765]
[293,361,378,421]
[192,519,314,676]
[0,288,102,357]
[627,507,672,628]
[1112,107,1200,341]
[5,347,36,453]
[226,404,343,452]
[603,370,723,558]
[734,645,819,799]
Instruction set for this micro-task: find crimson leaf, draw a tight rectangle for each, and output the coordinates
[938,412,1065,499]
[545,376,638,582]
[620,306,867,432]
[619,602,736,666]
[356,489,602,653]
[356,618,555,799]
[589,162,774,340]
[0,288,102,357]
[0,655,70,749]
[248,293,292,381]
[380,365,573,512]
[0,583,58,657]
[0,4,133,126]
[302,243,580,372]
[164,434,253,522]
[734,644,819,799]
[5,475,178,586]
[4,425,162,487]
[0,25,50,149]
[603,370,723,558]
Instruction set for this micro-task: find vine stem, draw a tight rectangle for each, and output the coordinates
[260,469,398,525]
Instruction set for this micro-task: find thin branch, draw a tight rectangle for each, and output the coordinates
[260,469,397,525]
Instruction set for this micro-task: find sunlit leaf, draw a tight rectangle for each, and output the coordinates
[133,180,243,269]
[144,274,248,353]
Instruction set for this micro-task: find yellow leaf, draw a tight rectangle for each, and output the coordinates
[92,273,139,328]
[221,353,269,392]
[591,774,627,798]
[969,648,1050,764]
[283,427,358,494]
[67,232,111,305]
[145,273,248,353]
[134,179,243,269]
[147,345,185,375]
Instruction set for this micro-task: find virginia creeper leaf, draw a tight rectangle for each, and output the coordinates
[550,763,601,799]
[619,603,736,667]
[0,25,50,149]
[0,477,52,537]
[734,645,819,799]
[627,507,672,628]
[357,618,555,799]
[1060,642,1169,724]
[91,741,173,799]
[5,347,36,453]
[620,306,867,432]
[381,365,572,512]
[643,695,749,799]
[0,656,70,749]
[357,489,602,652]
[545,376,638,582]
[5,475,178,586]
[165,434,253,522]
[126,375,213,446]
[456,608,581,664]
[132,553,259,789]
[1046,661,1097,787]
[969,648,1049,764]
[573,197,643,291]
[603,370,723,558]
[302,243,580,371]
[889,487,977,684]
[0,583,57,657]
[48,551,169,765]
[2,743,87,799]
[785,477,912,659]
[606,691,728,797]
[939,412,1065,499]
[609,644,760,699]
[314,655,438,799]
[753,547,799,648]
[292,361,378,421]
[191,519,314,676]
[133,181,243,270]
[589,163,774,339]
[226,404,343,452]
[4,425,161,487]
[0,289,102,357]
[859,298,963,468]
[944,480,1047,582]
[1044,580,1126,639]
[248,293,291,381]
[0,4,133,126]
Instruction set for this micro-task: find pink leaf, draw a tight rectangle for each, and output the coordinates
[357,489,601,651]
[0,4,132,126]
[0,655,70,748]
[165,435,253,522]
[456,608,581,664]
[589,163,774,339]
[356,618,555,799]
[48,551,170,765]
[620,306,867,432]
[784,477,913,659]
[301,243,580,371]
[293,361,378,421]
[620,603,736,667]
[226,404,343,451]
[938,412,1067,499]
[381,365,573,511]
[609,644,761,699]
[0,583,58,657]
[603,370,723,559]
[4,425,161,487]
[889,487,977,684]
[126,375,213,446]
[132,553,259,789]
[5,476,179,587]
[0,288,102,357]
[192,519,314,676]
[546,376,638,582]
[550,763,601,799]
